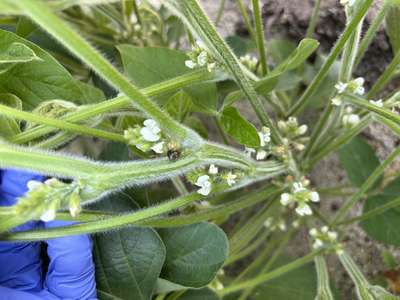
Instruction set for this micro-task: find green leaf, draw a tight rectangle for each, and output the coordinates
[270,38,320,75]
[184,116,209,139]
[178,288,220,300]
[0,42,40,64]
[94,227,166,300]
[0,29,103,108]
[220,107,260,147]
[338,136,382,188]
[251,257,317,300]
[0,93,22,138]
[158,222,229,288]
[154,278,186,294]
[362,177,400,246]
[226,35,256,56]
[16,17,38,38]
[166,90,193,122]
[117,45,217,114]
[386,3,400,54]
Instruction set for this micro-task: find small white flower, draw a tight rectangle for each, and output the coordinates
[195,175,212,196]
[258,128,271,147]
[226,172,237,186]
[343,114,360,126]
[295,203,313,216]
[264,217,273,228]
[340,0,356,7]
[354,86,365,96]
[140,119,161,142]
[369,99,384,108]
[40,208,56,222]
[185,60,196,69]
[297,124,308,135]
[335,82,348,94]
[278,220,287,231]
[209,164,219,175]
[200,200,211,207]
[244,147,256,157]
[195,40,206,49]
[280,193,291,206]
[207,62,216,72]
[197,51,208,66]
[328,231,338,240]
[292,220,300,228]
[309,228,318,236]
[321,226,329,233]
[293,182,306,193]
[313,238,324,249]
[331,97,342,106]
[151,141,165,154]
[256,150,267,161]
[310,191,320,203]
[27,180,42,191]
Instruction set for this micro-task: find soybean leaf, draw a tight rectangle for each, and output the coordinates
[16,17,38,38]
[166,90,193,122]
[94,227,166,300]
[0,29,103,108]
[338,136,382,189]
[158,222,229,288]
[178,288,220,300]
[184,116,209,139]
[362,177,400,246]
[270,38,320,75]
[117,45,217,114]
[251,257,317,300]
[226,35,256,56]
[386,2,400,54]
[155,278,186,294]
[220,107,260,147]
[0,42,40,64]
[0,93,22,138]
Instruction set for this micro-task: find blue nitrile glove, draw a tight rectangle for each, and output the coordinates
[0,169,97,300]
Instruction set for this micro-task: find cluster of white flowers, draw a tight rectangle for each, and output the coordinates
[245,126,271,161]
[309,226,341,252]
[277,117,308,139]
[124,119,166,154]
[342,106,360,127]
[332,77,365,106]
[193,164,240,196]
[240,54,258,72]
[280,182,320,216]
[185,40,216,72]
[340,0,356,7]
[264,217,287,232]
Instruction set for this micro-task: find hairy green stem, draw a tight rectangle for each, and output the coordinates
[315,256,335,300]
[306,0,322,38]
[252,0,268,75]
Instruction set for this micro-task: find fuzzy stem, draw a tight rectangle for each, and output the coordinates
[315,255,335,300]
[252,0,268,75]
[306,0,322,38]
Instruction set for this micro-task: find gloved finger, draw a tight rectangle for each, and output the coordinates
[0,286,59,300]
[44,220,97,299]
[0,169,45,292]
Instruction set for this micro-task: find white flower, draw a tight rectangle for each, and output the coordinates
[295,203,313,216]
[293,182,306,193]
[340,0,356,7]
[195,175,212,196]
[258,127,271,147]
[140,119,161,142]
[369,99,384,108]
[244,147,256,157]
[309,228,318,236]
[151,141,164,154]
[310,191,320,203]
[264,217,273,228]
[331,97,342,106]
[352,77,365,95]
[226,172,237,186]
[343,114,360,126]
[278,220,287,231]
[209,164,219,175]
[207,62,216,73]
[195,40,206,49]
[321,226,329,233]
[297,124,308,135]
[27,180,42,191]
[197,51,208,66]
[335,82,348,94]
[328,231,338,240]
[185,60,196,69]
[40,208,56,222]
[313,238,324,249]
[280,193,291,206]
[256,150,267,161]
